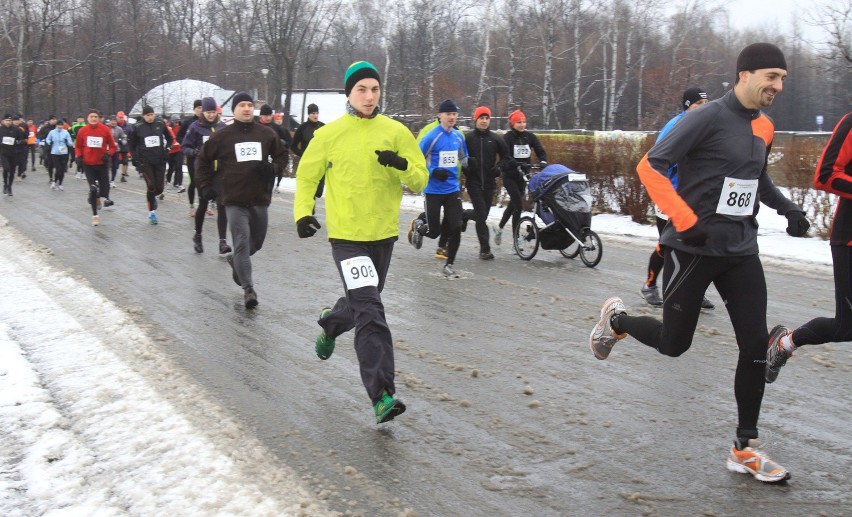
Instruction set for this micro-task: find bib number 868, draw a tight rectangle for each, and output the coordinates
[727,191,752,208]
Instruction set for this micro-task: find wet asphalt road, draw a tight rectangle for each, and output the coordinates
[1,166,850,516]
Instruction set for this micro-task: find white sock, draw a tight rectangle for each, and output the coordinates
[780,333,796,353]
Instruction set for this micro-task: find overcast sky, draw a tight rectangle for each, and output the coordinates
[722,0,829,41]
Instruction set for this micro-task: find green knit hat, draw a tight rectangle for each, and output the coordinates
[344,61,381,96]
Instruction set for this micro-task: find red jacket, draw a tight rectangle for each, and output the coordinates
[75,123,117,166]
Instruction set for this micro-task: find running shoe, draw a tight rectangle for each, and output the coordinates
[374,392,406,424]
[103,199,114,208]
[176,186,186,193]
[110,181,116,188]
[227,254,241,286]
[726,439,790,483]
[193,233,203,253]
[158,193,165,200]
[641,285,663,307]
[442,263,459,278]
[589,296,627,360]
[120,174,127,182]
[57,184,63,191]
[315,307,335,360]
[493,225,502,246]
[410,219,424,249]
[50,182,56,190]
[701,296,715,310]
[435,247,449,259]
[91,215,100,226]
[219,240,232,255]
[766,325,793,384]
[479,251,495,260]
[206,207,215,216]
[149,211,158,225]
[244,287,258,309]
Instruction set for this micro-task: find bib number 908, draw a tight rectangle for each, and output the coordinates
[340,256,379,290]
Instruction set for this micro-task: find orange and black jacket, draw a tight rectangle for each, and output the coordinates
[814,112,852,245]
[636,90,801,256]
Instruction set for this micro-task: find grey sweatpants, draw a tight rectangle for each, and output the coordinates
[321,240,396,404]
[225,205,268,290]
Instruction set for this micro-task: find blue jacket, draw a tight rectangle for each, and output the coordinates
[45,127,74,155]
[419,124,469,195]
[655,111,686,189]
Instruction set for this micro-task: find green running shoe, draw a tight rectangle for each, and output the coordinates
[374,392,406,424]
[315,307,335,360]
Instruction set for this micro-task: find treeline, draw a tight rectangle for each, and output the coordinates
[2,0,850,130]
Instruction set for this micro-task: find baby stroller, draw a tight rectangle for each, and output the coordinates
[513,163,602,267]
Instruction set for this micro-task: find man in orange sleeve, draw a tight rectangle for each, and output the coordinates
[589,43,810,483]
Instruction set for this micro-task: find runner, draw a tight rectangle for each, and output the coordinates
[181,97,231,255]
[495,109,547,245]
[641,87,715,310]
[115,111,134,182]
[408,99,476,277]
[45,121,74,191]
[26,118,37,171]
[589,42,810,483]
[107,117,128,188]
[0,114,23,195]
[128,106,173,225]
[37,115,58,182]
[464,105,509,260]
[12,116,29,180]
[289,103,324,195]
[765,110,852,383]
[196,92,288,308]
[75,109,117,226]
[176,101,202,214]
[294,61,428,423]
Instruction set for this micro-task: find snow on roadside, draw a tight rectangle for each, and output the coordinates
[0,216,328,517]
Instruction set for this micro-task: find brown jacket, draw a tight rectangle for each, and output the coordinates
[196,119,288,207]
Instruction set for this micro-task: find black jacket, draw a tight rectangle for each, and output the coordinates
[0,124,25,157]
[128,120,173,166]
[290,120,324,157]
[464,128,509,187]
[502,129,547,169]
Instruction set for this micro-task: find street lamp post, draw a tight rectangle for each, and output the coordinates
[261,68,269,103]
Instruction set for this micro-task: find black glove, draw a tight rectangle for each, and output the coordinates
[465,156,479,173]
[678,220,709,247]
[200,186,218,201]
[432,168,451,181]
[102,152,110,165]
[375,150,408,171]
[296,215,321,238]
[786,211,810,237]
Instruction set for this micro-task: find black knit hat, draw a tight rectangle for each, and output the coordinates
[2,114,11,120]
[231,91,254,112]
[438,99,460,113]
[307,103,319,114]
[193,99,202,109]
[142,105,154,115]
[259,104,273,116]
[737,43,787,72]
[682,87,708,111]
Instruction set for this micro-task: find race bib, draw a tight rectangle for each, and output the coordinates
[58,145,67,153]
[202,135,210,144]
[87,136,103,148]
[1,136,13,145]
[438,150,458,168]
[144,135,160,147]
[716,177,758,216]
[568,173,587,182]
[235,141,262,162]
[340,256,379,291]
[513,144,531,159]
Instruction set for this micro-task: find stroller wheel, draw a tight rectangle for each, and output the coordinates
[579,229,603,267]
[560,238,580,259]
[514,216,540,260]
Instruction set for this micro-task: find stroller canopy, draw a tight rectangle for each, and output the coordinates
[528,164,587,199]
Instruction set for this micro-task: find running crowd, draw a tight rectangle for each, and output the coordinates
[3,42,849,484]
